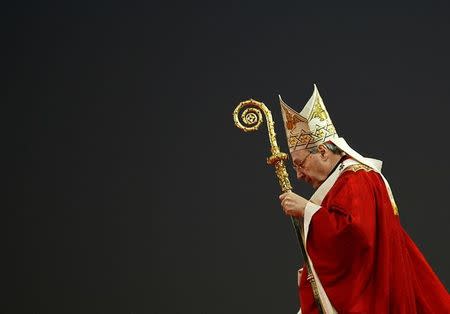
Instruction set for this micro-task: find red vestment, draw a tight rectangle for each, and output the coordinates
[299,168,450,313]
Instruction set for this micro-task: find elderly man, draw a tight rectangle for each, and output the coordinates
[279,85,449,314]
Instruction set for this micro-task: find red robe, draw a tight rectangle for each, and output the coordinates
[299,167,450,313]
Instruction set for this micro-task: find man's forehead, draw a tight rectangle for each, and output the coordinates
[291,149,311,161]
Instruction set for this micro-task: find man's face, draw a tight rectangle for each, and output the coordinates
[291,148,329,189]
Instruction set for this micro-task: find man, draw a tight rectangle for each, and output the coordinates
[278,85,449,313]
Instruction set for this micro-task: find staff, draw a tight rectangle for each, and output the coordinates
[233,99,324,314]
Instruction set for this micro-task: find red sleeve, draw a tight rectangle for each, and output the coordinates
[301,170,380,312]
[307,170,377,276]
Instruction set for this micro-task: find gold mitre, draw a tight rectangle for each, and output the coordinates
[279,84,338,153]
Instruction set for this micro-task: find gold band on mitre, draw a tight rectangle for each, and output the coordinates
[279,84,338,153]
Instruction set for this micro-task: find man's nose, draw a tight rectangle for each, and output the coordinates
[296,169,305,180]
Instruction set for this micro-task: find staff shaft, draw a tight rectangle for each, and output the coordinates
[233,99,325,314]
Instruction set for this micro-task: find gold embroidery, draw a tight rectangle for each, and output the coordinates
[288,136,298,147]
[284,108,306,130]
[309,97,328,121]
[392,202,399,216]
[299,133,312,144]
[327,124,336,134]
[343,164,373,173]
[385,184,400,216]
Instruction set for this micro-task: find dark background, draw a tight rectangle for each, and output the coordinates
[5,1,450,313]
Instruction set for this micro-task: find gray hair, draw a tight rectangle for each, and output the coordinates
[309,142,344,155]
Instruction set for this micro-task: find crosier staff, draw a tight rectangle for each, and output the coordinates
[233,99,325,314]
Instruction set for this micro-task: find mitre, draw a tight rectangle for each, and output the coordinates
[279,84,338,153]
[279,84,383,172]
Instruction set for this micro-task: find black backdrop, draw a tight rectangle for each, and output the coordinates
[5,1,450,313]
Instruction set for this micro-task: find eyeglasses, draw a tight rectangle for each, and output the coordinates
[292,151,311,171]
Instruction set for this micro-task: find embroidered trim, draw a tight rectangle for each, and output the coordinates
[342,163,373,173]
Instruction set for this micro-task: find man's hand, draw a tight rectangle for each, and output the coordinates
[279,191,308,217]
[297,267,304,287]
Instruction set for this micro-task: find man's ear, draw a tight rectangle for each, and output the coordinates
[318,144,328,159]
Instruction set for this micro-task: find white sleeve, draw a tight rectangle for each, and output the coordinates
[304,202,322,243]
